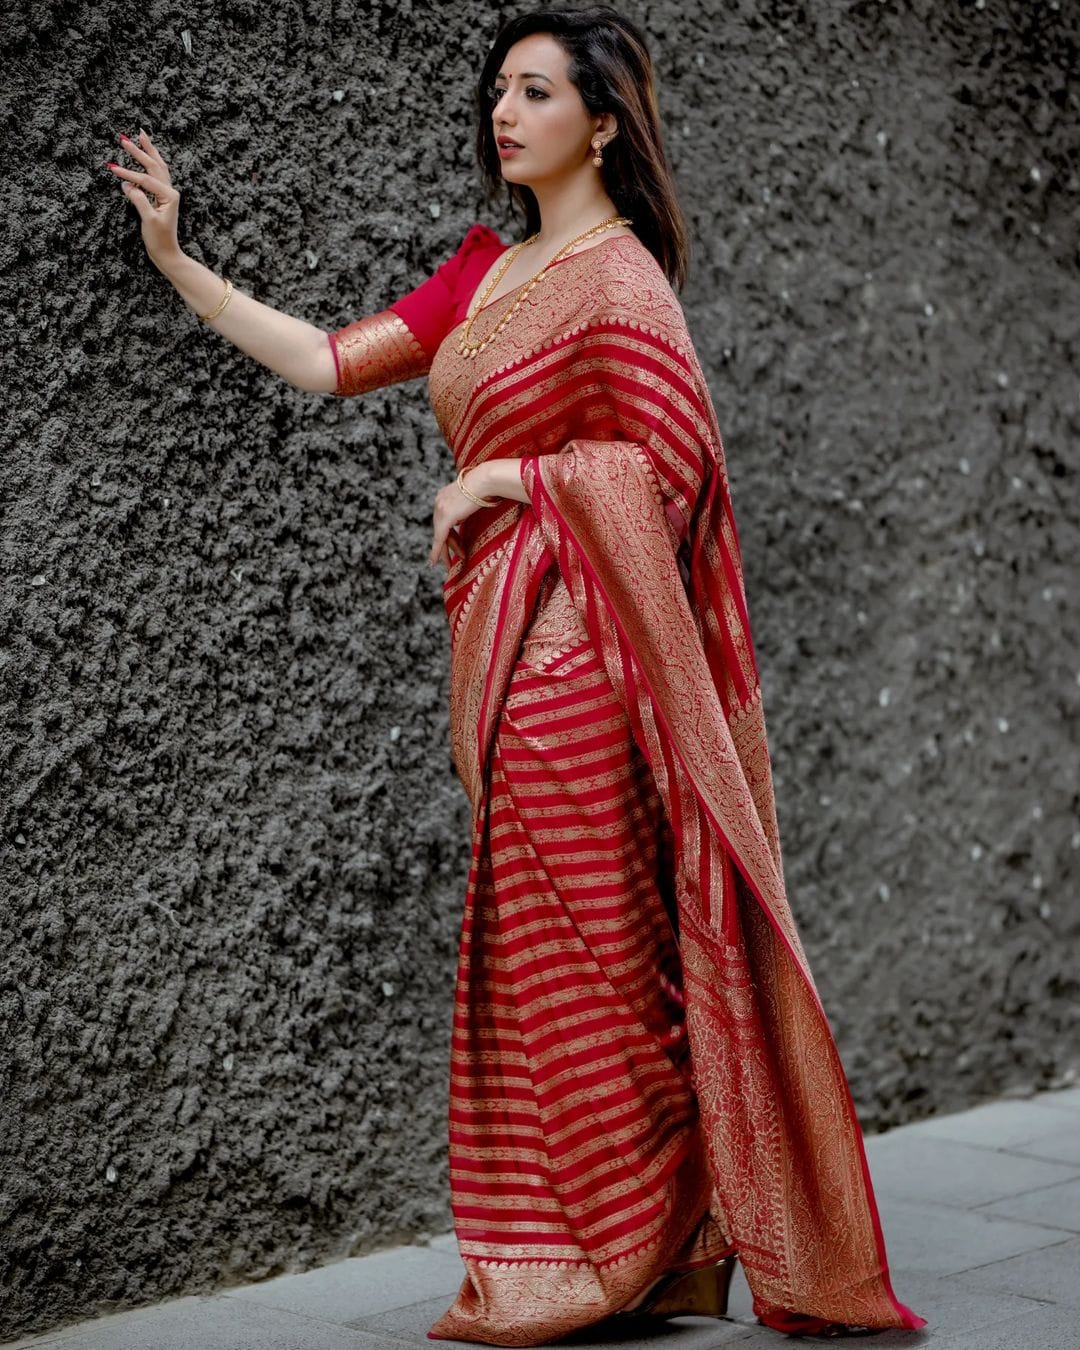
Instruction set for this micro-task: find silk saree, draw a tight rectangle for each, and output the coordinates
[329,223,925,1346]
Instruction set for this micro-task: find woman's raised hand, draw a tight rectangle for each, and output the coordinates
[107,129,182,264]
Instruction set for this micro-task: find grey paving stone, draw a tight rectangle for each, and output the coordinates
[840,1267,1041,1340]
[1036,1086,1080,1111]
[693,1266,1035,1350]
[922,1301,1080,1350]
[1003,1128,1080,1167]
[222,1243,465,1323]
[719,1260,755,1325]
[354,1291,488,1345]
[950,1236,1080,1309]
[729,1330,938,1350]
[873,1196,1071,1275]
[356,1290,760,1348]
[3,1295,397,1349]
[861,1131,1080,1209]
[562,1313,763,1347]
[973,1178,1080,1235]
[896,1097,1080,1150]
[13,1092,1080,1349]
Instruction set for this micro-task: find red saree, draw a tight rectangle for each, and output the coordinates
[330,224,926,1346]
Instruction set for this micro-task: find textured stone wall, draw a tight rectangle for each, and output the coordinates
[2,0,1077,1338]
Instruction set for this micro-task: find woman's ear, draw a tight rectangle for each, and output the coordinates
[594,112,618,145]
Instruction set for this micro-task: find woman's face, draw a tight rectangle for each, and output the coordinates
[489,33,609,185]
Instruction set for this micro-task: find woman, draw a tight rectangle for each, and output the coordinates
[108,6,926,1346]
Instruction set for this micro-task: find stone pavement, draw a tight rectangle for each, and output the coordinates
[8,1085,1080,1350]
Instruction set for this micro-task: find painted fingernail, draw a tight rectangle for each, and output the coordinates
[106,161,119,168]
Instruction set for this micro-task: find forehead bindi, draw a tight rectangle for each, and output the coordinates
[495,69,553,83]
[497,36,566,84]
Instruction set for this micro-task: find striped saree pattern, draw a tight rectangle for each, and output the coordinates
[335,226,925,1346]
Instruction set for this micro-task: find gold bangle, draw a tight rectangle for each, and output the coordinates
[457,468,497,507]
[197,277,233,323]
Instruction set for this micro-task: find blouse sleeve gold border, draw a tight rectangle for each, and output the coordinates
[329,310,430,396]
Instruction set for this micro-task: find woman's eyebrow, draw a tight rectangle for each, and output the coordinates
[494,71,554,83]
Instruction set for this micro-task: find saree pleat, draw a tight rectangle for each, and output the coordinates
[398,229,926,1345]
[429,574,734,1345]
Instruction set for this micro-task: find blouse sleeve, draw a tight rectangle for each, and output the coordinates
[327,222,504,396]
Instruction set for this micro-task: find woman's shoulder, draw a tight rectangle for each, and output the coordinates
[455,221,507,259]
[438,222,508,291]
[591,232,691,347]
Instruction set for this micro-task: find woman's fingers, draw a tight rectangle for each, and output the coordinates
[118,179,154,220]
[108,164,172,200]
[429,526,461,569]
[430,483,474,568]
[121,130,172,183]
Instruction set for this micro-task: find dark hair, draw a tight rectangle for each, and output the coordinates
[475,5,690,290]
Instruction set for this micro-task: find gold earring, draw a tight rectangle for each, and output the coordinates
[592,137,603,167]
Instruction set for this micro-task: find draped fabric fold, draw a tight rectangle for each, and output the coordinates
[518,438,921,1334]
[336,224,924,1345]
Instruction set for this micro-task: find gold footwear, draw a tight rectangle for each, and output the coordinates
[619,1252,738,1319]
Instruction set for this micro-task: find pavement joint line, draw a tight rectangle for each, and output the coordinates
[944,1235,1075,1277]
[909,1138,1080,1159]
[965,1214,1080,1234]
[999,1144,1080,1158]
[881,1195,1080,1225]
[970,1179,1080,1203]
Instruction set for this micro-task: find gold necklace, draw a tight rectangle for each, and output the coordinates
[457,214,632,359]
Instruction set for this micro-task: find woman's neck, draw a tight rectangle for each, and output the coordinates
[527,178,625,251]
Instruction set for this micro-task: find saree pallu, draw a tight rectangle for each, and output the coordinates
[333,227,925,1345]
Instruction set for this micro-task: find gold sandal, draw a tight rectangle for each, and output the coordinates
[619,1253,738,1319]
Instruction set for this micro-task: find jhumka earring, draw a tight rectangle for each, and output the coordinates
[592,138,604,167]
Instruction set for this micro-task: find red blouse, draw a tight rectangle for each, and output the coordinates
[327,223,508,396]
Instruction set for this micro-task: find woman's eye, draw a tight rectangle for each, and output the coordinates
[487,85,546,101]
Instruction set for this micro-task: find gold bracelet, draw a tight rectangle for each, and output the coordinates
[457,467,497,507]
[197,277,233,323]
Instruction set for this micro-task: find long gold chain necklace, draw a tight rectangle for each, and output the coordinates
[457,213,632,359]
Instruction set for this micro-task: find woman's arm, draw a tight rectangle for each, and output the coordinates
[109,129,336,394]
[465,459,529,503]
[428,459,527,571]
[151,252,336,393]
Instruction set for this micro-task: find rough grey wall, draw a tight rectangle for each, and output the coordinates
[2,0,1077,1339]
